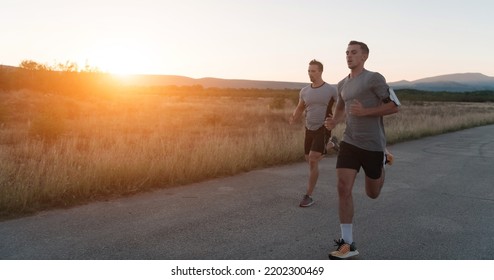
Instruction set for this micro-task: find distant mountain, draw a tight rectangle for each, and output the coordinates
[126,72,494,92]
[2,64,493,91]
[119,74,309,90]
[389,73,494,92]
[0,65,18,72]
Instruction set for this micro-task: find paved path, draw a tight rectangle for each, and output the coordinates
[1,125,494,260]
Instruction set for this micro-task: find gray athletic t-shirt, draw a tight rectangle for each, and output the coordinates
[337,69,390,152]
[299,82,338,130]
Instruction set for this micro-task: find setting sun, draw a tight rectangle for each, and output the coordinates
[85,42,155,75]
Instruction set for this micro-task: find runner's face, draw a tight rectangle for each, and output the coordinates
[346,44,367,70]
[307,65,321,82]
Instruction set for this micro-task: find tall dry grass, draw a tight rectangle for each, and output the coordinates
[1,90,494,218]
[0,90,304,217]
[385,101,494,143]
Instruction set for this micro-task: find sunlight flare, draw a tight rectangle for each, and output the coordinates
[85,42,155,75]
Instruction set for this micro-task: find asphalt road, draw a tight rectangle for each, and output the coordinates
[1,125,494,260]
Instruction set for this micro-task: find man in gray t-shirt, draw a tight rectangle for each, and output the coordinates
[337,69,389,151]
[290,59,338,208]
[325,41,400,260]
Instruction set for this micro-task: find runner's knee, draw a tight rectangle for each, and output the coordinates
[365,177,384,199]
[308,152,321,163]
[337,179,353,198]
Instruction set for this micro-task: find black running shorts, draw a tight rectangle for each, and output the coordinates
[304,126,330,155]
[336,141,384,179]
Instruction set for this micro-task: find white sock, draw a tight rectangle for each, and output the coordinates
[340,224,353,244]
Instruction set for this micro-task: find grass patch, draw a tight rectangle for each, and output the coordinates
[1,89,494,219]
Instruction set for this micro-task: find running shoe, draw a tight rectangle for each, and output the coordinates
[329,136,340,152]
[328,239,359,259]
[299,195,314,207]
[325,136,340,153]
[385,150,394,165]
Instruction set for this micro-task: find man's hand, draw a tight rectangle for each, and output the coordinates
[324,114,337,130]
[349,99,366,117]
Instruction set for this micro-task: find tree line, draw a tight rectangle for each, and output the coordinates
[1,60,493,102]
[0,60,120,98]
[395,88,494,102]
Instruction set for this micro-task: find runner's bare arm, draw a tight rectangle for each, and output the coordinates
[289,98,306,124]
[325,95,345,130]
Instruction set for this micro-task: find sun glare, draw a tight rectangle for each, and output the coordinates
[86,43,154,76]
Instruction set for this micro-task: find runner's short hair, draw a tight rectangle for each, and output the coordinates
[309,59,323,72]
[349,40,369,55]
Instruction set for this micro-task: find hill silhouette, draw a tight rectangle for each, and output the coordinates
[389,73,494,92]
[123,72,494,92]
[118,74,309,89]
[2,64,493,91]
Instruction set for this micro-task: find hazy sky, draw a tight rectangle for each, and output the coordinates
[2,0,493,83]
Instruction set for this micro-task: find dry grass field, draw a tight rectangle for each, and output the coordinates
[1,89,494,219]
